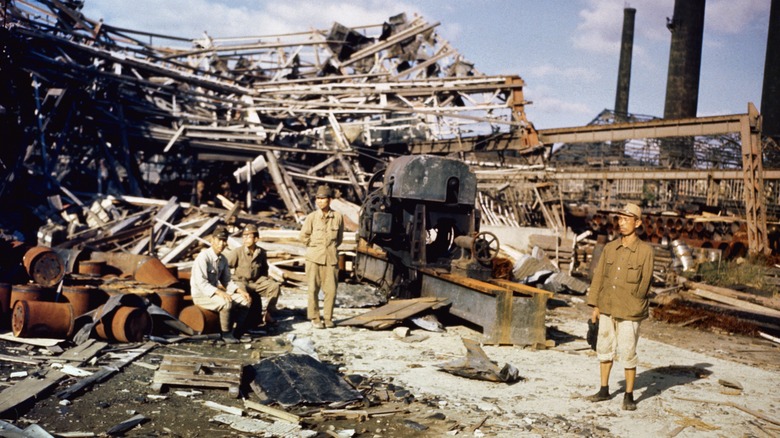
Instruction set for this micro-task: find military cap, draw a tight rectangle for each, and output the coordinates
[315,185,333,198]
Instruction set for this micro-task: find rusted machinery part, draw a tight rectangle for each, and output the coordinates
[472,232,500,266]
[78,260,106,276]
[10,283,48,309]
[153,288,185,318]
[22,246,65,287]
[61,285,101,317]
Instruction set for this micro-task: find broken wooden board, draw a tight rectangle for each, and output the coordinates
[151,355,244,397]
[58,339,108,365]
[337,297,450,330]
[0,370,66,418]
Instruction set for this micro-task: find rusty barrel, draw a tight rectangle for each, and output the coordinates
[12,300,74,338]
[22,246,65,287]
[154,288,184,317]
[134,257,179,287]
[78,260,106,277]
[178,305,219,334]
[61,285,100,316]
[94,305,151,343]
[10,283,48,308]
[0,283,11,328]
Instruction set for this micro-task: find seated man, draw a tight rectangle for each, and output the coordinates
[226,223,282,328]
[189,226,251,343]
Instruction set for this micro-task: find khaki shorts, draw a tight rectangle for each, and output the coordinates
[596,314,641,368]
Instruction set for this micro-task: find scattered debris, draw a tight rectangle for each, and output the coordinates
[437,338,521,383]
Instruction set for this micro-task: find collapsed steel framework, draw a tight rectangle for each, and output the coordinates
[0,0,541,227]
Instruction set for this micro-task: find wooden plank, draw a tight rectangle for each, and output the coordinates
[130,197,180,254]
[244,399,301,423]
[0,370,66,416]
[338,298,449,328]
[489,279,554,298]
[160,216,221,264]
[690,289,780,319]
[59,339,108,365]
[56,342,157,400]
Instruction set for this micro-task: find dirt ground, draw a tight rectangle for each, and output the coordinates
[1,282,779,437]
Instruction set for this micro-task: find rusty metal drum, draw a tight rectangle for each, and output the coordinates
[134,257,178,287]
[178,305,219,334]
[0,283,11,327]
[78,260,106,277]
[154,288,184,317]
[10,283,48,308]
[94,305,151,343]
[22,246,65,287]
[12,300,74,338]
[61,285,99,316]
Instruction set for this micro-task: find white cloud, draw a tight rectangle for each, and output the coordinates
[706,0,770,35]
[527,64,600,82]
[83,0,420,41]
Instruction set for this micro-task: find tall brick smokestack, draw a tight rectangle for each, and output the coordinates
[661,0,706,167]
[663,0,706,119]
[762,0,780,139]
[614,7,636,121]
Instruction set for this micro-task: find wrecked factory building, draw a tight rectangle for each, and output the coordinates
[0,1,778,437]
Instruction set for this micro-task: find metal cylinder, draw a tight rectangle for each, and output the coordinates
[10,283,48,308]
[78,260,106,276]
[61,285,99,316]
[178,305,220,334]
[154,288,184,317]
[0,283,11,328]
[134,257,179,287]
[12,300,74,338]
[94,305,151,343]
[22,246,65,287]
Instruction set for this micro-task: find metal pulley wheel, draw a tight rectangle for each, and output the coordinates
[472,231,500,266]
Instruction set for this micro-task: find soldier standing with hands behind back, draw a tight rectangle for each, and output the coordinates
[299,185,344,329]
[586,203,654,411]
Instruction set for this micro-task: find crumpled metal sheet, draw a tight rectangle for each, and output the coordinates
[249,353,363,407]
[437,338,521,383]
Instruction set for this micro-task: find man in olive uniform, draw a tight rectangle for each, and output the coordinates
[299,185,344,329]
[225,223,282,329]
[586,203,654,411]
[189,226,251,343]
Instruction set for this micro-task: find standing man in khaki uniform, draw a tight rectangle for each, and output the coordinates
[299,185,344,329]
[226,223,282,329]
[586,203,654,410]
[189,226,251,344]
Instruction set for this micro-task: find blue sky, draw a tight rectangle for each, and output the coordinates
[81,0,770,130]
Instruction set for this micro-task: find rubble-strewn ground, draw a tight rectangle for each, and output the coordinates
[2,284,779,437]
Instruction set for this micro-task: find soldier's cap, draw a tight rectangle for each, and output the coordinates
[242,223,259,236]
[617,203,642,220]
[212,226,229,241]
[315,185,333,199]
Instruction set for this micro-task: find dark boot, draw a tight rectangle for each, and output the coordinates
[586,386,610,402]
[622,392,637,411]
[221,331,239,344]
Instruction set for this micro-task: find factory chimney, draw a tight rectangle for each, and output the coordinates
[614,7,636,122]
[661,0,706,167]
[762,0,780,139]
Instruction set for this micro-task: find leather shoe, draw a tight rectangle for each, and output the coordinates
[622,393,637,411]
[585,391,610,402]
[311,320,325,329]
[324,320,335,328]
[221,332,240,344]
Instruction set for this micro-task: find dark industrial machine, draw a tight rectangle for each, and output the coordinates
[355,155,550,346]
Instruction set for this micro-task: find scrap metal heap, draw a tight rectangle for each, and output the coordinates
[0,0,542,239]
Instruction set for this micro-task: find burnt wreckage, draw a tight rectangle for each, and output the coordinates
[0,0,542,242]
